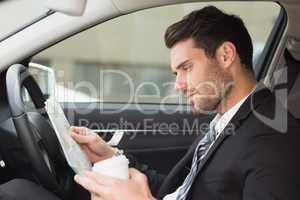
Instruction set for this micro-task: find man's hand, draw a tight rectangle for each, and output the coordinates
[74,168,156,200]
[70,126,116,164]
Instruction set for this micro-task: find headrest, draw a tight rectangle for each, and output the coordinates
[282,49,300,92]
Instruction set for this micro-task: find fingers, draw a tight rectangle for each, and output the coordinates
[74,174,108,196]
[70,126,100,144]
[84,171,120,186]
[74,174,100,194]
[74,172,117,199]
[71,131,98,145]
[129,168,148,183]
[75,170,153,200]
[70,126,88,135]
[129,168,141,177]
[129,168,154,199]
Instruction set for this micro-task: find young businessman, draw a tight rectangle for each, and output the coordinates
[1,5,300,200]
[72,6,300,200]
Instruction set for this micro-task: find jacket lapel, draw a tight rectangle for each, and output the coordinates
[195,133,229,173]
[157,136,203,199]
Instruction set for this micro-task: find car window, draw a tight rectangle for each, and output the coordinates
[32,2,281,103]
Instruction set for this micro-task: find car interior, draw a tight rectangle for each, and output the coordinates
[0,0,300,199]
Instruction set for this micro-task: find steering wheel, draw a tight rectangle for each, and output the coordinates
[6,64,72,198]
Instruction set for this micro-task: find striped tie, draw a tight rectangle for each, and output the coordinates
[175,127,217,200]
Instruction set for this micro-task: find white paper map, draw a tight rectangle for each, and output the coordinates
[45,97,92,174]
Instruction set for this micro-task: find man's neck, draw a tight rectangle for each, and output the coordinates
[217,75,257,115]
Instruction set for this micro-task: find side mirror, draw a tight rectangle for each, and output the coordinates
[28,63,57,98]
[45,0,87,16]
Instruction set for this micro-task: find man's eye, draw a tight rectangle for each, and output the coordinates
[183,64,192,71]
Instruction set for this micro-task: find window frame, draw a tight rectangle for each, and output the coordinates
[255,6,287,80]
[29,1,285,107]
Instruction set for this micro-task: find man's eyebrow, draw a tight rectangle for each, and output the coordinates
[172,60,190,75]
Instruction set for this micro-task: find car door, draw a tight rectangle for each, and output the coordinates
[30,1,282,174]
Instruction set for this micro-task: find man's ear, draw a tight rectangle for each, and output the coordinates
[216,41,236,69]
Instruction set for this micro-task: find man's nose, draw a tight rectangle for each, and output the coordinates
[175,74,187,91]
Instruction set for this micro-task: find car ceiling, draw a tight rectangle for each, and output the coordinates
[0,0,299,71]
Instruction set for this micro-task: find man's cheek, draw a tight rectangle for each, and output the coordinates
[186,74,200,87]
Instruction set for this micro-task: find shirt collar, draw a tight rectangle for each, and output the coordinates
[210,86,256,135]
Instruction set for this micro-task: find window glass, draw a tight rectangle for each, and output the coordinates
[32,2,281,103]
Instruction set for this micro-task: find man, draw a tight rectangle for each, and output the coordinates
[1,5,300,200]
[72,6,300,200]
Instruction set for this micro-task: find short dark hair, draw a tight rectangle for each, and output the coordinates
[165,6,254,71]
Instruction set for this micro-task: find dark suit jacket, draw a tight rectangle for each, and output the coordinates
[128,84,300,200]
